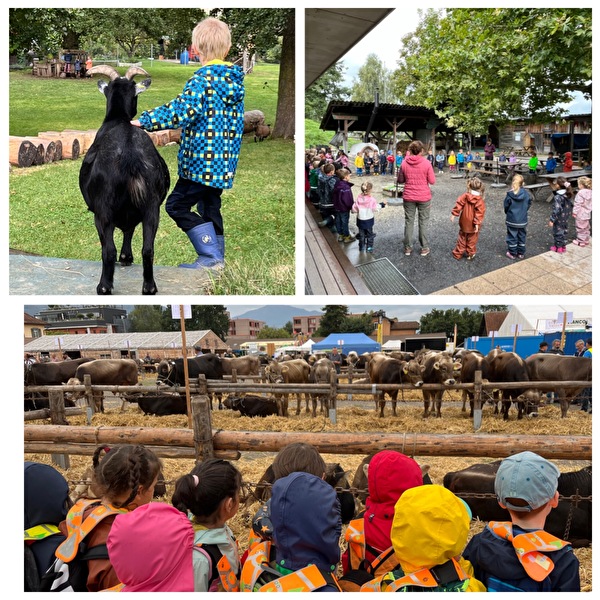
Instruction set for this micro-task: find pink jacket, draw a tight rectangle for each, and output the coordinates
[572,188,592,220]
[400,154,435,202]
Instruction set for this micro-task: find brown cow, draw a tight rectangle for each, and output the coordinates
[264,359,311,416]
[525,354,592,418]
[402,353,461,418]
[459,350,493,416]
[66,358,139,412]
[309,357,336,417]
[487,351,540,420]
[368,355,408,417]
[220,354,260,377]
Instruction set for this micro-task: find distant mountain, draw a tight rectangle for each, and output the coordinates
[233,306,323,328]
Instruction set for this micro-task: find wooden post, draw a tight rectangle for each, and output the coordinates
[192,394,214,461]
[231,368,238,383]
[83,373,94,423]
[346,363,353,401]
[49,390,70,469]
[473,370,483,431]
[329,370,338,424]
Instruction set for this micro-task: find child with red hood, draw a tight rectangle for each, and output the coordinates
[563,151,573,172]
[340,451,424,588]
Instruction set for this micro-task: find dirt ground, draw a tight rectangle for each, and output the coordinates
[342,167,570,294]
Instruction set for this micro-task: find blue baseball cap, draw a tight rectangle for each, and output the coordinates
[495,451,560,512]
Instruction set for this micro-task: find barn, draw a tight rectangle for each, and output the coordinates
[23,330,227,362]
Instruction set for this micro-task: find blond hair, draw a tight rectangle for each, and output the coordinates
[511,173,524,193]
[578,176,592,190]
[361,181,373,194]
[192,17,231,61]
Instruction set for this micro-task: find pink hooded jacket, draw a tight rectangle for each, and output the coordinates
[107,503,195,592]
[400,153,436,202]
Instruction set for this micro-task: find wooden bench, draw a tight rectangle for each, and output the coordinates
[304,203,372,295]
[523,182,551,200]
[382,184,404,197]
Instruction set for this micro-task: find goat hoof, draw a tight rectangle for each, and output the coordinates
[97,285,113,295]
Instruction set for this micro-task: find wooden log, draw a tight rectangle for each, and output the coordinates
[21,138,58,163]
[8,137,38,167]
[168,129,182,143]
[24,425,591,461]
[192,395,214,460]
[62,129,97,154]
[8,135,44,167]
[37,131,81,159]
[24,407,83,421]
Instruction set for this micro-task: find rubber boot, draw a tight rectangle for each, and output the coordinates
[179,222,224,269]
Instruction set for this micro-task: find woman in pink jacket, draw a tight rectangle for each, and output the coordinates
[397,139,436,256]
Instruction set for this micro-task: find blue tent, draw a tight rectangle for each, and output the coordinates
[311,333,380,354]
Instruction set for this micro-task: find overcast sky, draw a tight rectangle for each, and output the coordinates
[339,7,592,114]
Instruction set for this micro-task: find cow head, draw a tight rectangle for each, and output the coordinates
[156,359,175,385]
[265,362,284,383]
[403,360,424,387]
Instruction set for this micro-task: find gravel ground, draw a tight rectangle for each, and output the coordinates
[347,170,561,294]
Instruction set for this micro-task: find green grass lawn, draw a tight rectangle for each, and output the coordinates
[9,61,295,295]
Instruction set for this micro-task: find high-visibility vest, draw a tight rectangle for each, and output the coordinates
[360,557,470,592]
[488,521,570,582]
[56,499,126,563]
[344,517,399,574]
[240,540,341,592]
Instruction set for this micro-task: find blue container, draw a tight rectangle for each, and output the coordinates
[180,49,189,65]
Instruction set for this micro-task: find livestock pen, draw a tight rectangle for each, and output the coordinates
[24,373,592,588]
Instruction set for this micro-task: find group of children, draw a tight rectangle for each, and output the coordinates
[354,149,396,177]
[452,172,592,261]
[308,161,387,252]
[25,444,581,592]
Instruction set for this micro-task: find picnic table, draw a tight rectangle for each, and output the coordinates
[524,169,591,200]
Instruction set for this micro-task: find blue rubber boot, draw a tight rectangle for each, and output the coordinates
[179,222,224,269]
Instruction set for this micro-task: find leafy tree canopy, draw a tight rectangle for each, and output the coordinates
[392,8,591,132]
[129,305,164,332]
[350,53,399,104]
[316,306,375,337]
[420,307,482,343]
[159,305,230,341]
[257,326,293,340]
[305,63,350,121]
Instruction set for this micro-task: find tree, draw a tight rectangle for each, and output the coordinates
[283,321,293,335]
[316,305,349,336]
[479,305,509,313]
[129,305,164,332]
[350,54,398,103]
[305,63,350,121]
[393,8,592,132]
[257,326,292,340]
[159,305,229,341]
[420,307,483,343]
[216,8,295,139]
[343,313,375,336]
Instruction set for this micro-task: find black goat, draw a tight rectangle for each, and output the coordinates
[80,65,170,295]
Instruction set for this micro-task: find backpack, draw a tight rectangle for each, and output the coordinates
[240,540,342,592]
[39,500,126,592]
[25,524,65,592]
[194,542,240,592]
[338,517,400,592]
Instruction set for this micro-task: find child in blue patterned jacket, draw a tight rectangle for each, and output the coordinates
[132,17,245,270]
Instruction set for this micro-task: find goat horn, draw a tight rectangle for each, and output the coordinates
[86,65,120,80]
[124,66,150,80]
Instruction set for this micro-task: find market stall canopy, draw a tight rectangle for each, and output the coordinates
[311,333,381,354]
[305,8,395,89]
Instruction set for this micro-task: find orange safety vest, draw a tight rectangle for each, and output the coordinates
[360,557,470,592]
[345,517,399,574]
[240,540,341,592]
[56,499,126,563]
[488,521,570,582]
